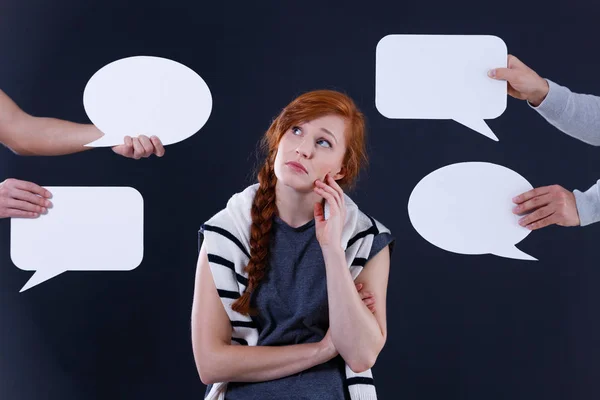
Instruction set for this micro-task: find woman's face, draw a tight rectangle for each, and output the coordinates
[274,114,348,193]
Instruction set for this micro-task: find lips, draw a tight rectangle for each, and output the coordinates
[286,161,308,174]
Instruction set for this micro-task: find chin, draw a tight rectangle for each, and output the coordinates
[275,168,313,193]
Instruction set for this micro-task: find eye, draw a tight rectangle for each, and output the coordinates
[291,126,302,135]
[317,139,332,148]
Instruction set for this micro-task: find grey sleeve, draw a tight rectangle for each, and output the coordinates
[530,79,600,146]
[573,180,600,226]
[529,80,600,226]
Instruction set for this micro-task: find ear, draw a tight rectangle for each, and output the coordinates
[332,166,346,181]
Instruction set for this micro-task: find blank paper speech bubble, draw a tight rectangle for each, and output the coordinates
[11,187,144,292]
[376,35,507,141]
[408,162,536,261]
[83,56,212,147]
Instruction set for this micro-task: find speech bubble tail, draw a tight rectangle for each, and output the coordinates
[84,134,121,148]
[20,269,66,292]
[452,116,499,141]
[491,246,537,261]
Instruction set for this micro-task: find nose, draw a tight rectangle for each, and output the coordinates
[295,139,312,159]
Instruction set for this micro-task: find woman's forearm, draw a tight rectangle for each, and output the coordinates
[0,89,103,155]
[322,247,385,372]
[6,114,102,156]
[196,340,334,385]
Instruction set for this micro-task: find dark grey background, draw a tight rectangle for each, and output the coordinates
[1,0,599,399]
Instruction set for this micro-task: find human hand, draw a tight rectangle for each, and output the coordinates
[356,283,376,313]
[488,54,549,107]
[112,135,165,159]
[314,174,346,251]
[0,178,52,218]
[512,185,580,230]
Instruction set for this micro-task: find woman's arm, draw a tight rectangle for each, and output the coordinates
[0,89,164,157]
[322,245,390,373]
[191,243,338,385]
[0,89,101,155]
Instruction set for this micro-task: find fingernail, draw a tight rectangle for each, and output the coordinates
[518,219,525,226]
[512,206,520,213]
[488,69,496,78]
[45,200,52,207]
[512,196,519,202]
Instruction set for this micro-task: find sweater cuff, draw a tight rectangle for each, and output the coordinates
[528,79,570,121]
[574,181,600,226]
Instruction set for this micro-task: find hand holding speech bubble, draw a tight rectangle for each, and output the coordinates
[83,56,212,147]
[408,162,537,261]
[376,35,507,141]
[11,187,144,292]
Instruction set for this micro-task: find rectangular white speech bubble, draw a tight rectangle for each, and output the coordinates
[11,187,144,292]
[376,34,507,140]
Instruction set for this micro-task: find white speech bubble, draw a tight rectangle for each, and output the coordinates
[376,35,507,141]
[83,56,212,147]
[408,162,536,261]
[11,187,144,292]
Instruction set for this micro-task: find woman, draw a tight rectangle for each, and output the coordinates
[191,90,394,399]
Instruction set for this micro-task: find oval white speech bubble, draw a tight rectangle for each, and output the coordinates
[376,35,507,141]
[408,162,536,261]
[83,56,212,147]
[11,187,144,292]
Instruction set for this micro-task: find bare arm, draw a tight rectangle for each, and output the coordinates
[191,243,337,385]
[0,89,165,157]
[323,245,389,373]
[0,89,102,155]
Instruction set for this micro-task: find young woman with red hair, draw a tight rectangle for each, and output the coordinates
[192,90,394,400]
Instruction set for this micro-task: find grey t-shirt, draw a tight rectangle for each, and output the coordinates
[218,216,394,400]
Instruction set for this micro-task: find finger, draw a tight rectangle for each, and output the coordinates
[326,174,345,206]
[513,186,551,204]
[362,298,375,306]
[12,189,52,208]
[526,214,558,230]
[137,135,154,157]
[131,137,144,159]
[488,67,518,82]
[6,199,47,214]
[513,193,552,215]
[314,186,339,212]
[355,283,363,291]
[518,206,554,227]
[507,54,526,69]
[119,136,134,157]
[150,136,165,157]
[507,85,523,99]
[6,209,39,218]
[12,180,51,198]
[368,306,376,313]
[315,179,342,208]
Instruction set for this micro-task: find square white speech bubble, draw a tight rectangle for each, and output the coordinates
[11,187,144,292]
[376,34,507,140]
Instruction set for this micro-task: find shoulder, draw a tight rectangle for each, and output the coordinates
[344,195,391,236]
[200,184,259,253]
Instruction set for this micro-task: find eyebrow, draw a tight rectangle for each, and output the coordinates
[320,127,338,143]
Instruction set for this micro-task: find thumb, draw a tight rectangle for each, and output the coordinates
[488,67,518,82]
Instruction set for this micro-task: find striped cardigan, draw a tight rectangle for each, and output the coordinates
[200,184,390,399]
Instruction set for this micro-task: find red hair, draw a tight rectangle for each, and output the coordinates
[231,90,367,315]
